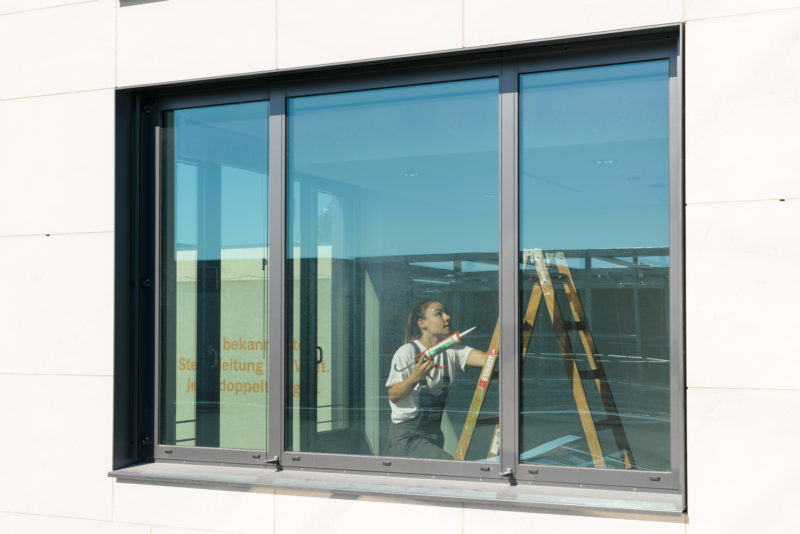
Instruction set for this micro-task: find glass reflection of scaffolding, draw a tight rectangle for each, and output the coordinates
[521,247,669,469]
[451,247,669,469]
[528,249,634,468]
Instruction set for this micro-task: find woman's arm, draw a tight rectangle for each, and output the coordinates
[387,358,436,403]
[465,348,489,368]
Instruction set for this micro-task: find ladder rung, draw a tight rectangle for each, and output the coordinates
[593,417,621,429]
[476,415,500,425]
[578,369,601,380]
[562,320,581,330]
[529,272,568,282]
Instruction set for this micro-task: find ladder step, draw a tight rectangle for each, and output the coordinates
[593,417,621,429]
[578,369,601,380]
[476,415,500,425]
[562,320,582,330]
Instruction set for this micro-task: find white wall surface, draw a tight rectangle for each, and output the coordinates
[686,200,800,390]
[0,233,114,375]
[117,0,277,86]
[113,483,274,533]
[276,0,462,69]
[685,8,800,203]
[686,389,800,534]
[684,5,800,534]
[463,0,682,47]
[0,90,115,236]
[1,0,799,532]
[0,0,115,100]
[685,0,800,19]
[0,0,89,15]
[0,374,113,519]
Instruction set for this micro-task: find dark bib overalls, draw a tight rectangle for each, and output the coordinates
[388,341,452,460]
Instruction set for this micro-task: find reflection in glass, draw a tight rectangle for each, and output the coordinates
[286,78,499,459]
[519,61,670,470]
[160,101,269,450]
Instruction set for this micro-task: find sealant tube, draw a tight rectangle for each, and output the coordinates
[394,327,476,372]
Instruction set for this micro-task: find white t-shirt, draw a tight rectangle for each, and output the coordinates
[385,340,473,424]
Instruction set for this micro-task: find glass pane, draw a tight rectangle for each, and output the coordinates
[160,101,269,450]
[519,61,670,470]
[287,78,499,460]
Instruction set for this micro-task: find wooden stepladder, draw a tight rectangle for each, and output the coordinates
[453,249,634,469]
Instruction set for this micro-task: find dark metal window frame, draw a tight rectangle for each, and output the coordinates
[113,24,684,507]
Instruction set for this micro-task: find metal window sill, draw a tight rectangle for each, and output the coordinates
[109,462,684,520]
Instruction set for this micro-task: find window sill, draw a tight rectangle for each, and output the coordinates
[109,462,684,519]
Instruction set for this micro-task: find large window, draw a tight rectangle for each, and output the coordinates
[115,27,683,503]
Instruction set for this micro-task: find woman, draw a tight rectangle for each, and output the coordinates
[385,300,488,459]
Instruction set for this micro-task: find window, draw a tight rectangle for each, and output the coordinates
[160,101,270,452]
[285,78,499,462]
[518,60,673,478]
[114,27,683,506]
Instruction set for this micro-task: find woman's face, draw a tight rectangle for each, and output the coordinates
[419,301,451,338]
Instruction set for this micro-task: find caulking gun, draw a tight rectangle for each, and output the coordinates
[393,326,476,372]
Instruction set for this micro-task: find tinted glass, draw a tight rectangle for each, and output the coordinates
[286,78,500,460]
[518,61,670,470]
[160,101,269,450]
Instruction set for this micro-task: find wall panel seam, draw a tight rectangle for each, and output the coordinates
[685,5,800,23]
[0,231,114,239]
[0,87,115,104]
[0,0,103,18]
[685,197,800,205]
[0,372,114,378]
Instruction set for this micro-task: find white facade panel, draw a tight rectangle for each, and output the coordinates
[685,200,800,389]
[276,0,461,69]
[0,512,148,534]
[151,528,247,534]
[0,374,113,519]
[117,0,277,87]
[686,0,800,19]
[463,0,682,47]
[0,233,113,375]
[686,388,800,533]
[113,482,275,534]
[0,0,115,100]
[685,9,800,203]
[0,90,114,236]
[275,493,461,534]
[463,505,685,534]
[0,0,88,15]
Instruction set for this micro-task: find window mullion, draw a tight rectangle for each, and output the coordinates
[498,60,520,479]
[267,90,287,464]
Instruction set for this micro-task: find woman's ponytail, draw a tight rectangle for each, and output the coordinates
[405,300,436,342]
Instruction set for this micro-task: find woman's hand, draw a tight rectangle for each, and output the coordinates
[410,357,436,383]
[387,357,435,403]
